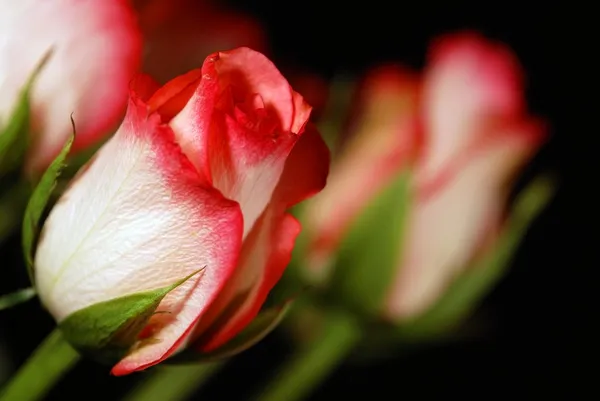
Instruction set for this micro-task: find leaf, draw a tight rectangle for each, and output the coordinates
[0,50,53,176]
[329,170,411,316]
[21,125,74,285]
[58,269,204,365]
[166,302,292,364]
[396,175,556,339]
[0,287,36,311]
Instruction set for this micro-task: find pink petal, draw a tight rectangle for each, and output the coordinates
[130,74,161,102]
[34,92,243,375]
[171,49,313,238]
[0,0,143,174]
[384,120,544,320]
[207,109,299,238]
[303,66,420,278]
[190,208,300,352]
[169,58,220,182]
[213,47,309,134]
[110,103,243,375]
[270,124,331,208]
[147,69,203,121]
[186,126,330,351]
[417,32,524,184]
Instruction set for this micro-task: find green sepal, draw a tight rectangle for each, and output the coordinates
[0,50,53,176]
[166,302,291,364]
[21,127,74,285]
[58,269,204,365]
[0,287,36,311]
[396,175,555,340]
[328,169,411,317]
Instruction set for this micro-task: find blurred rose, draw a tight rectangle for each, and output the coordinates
[34,47,329,374]
[0,0,142,174]
[134,0,268,84]
[303,33,545,320]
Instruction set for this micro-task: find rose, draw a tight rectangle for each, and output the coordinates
[302,33,545,320]
[34,47,330,375]
[0,0,142,174]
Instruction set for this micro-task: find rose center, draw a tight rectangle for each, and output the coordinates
[218,87,279,136]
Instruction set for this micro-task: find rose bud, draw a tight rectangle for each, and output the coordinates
[33,47,329,375]
[0,0,142,174]
[300,33,549,331]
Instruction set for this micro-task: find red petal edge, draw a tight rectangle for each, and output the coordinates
[194,124,330,351]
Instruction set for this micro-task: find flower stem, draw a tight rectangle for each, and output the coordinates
[0,328,80,401]
[254,309,361,401]
[123,362,225,401]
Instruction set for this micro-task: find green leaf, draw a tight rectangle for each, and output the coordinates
[21,126,74,285]
[59,269,204,365]
[166,302,292,364]
[0,287,36,311]
[0,50,53,176]
[329,170,411,316]
[396,175,555,339]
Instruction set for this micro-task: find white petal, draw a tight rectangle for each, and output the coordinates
[385,124,540,319]
[417,34,522,183]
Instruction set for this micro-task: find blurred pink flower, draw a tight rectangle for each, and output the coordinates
[0,0,142,174]
[303,33,545,320]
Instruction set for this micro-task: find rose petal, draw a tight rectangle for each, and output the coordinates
[165,62,220,185]
[130,74,161,102]
[190,208,300,352]
[34,95,243,374]
[209,111,299,238]
[270,124,330,208]
[147,69,203,120]
[0,0,142,173]
[418,32,524,183]
[171,49,312,238]
[187,127,330,351]
[384,120,544,320]
[214,48,309,134]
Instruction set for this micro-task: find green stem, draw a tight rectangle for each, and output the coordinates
[254,310,361,401]
[123,362,225,401]
[0,328,80,401]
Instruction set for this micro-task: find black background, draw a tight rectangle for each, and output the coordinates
[0,1,594,400]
